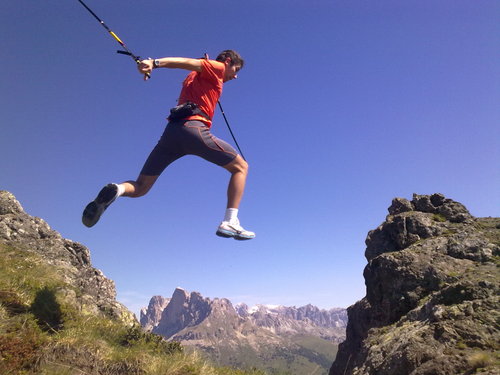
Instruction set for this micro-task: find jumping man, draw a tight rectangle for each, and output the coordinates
[82,50,255,240]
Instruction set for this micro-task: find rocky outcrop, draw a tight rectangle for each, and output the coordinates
[330,193,499,375]
[0,190,135,324]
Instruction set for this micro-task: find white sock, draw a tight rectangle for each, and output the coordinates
[115,183,126,197]
[224,208,238,223]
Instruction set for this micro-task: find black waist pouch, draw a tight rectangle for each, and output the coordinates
[168,102,209,122]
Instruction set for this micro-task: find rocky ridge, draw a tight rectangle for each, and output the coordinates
[235,303,347,340]
[0,190,135,324]
[235,303,348,327]
[141,287,347,373]
[141,288,347,342]
[329,193,499,375]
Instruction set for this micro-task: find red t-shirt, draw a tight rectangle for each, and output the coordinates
[178,59,224,127]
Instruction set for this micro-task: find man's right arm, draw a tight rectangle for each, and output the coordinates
[138,57,202,79]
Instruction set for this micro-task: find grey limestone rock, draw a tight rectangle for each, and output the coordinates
[330,193,499,375]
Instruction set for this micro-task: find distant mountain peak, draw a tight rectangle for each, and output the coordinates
[140,295,170,331]
[141,288,347,374]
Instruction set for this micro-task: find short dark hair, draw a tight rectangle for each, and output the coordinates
[216,50,244,68]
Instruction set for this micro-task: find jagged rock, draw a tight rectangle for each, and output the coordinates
[144,291,348,343]
[365,193,475,261]
[330,194,500,375]
[0,191,24,215]
[412,193,472,223]
[142,288,348,374]
[388,197,413,215]
[280,304,348,329]
[235,302,250,317]
[140,295,170,331]
[0,190,136,325]
[153,287,212,339]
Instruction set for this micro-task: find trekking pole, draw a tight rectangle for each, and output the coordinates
[204,53,246,161]
[76,0,150,80]
[217,101,246,161]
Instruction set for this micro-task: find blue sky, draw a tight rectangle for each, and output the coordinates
[1,0,498,317]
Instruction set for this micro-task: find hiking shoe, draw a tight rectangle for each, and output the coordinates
[216,220,255,240]
[82,184,119,227]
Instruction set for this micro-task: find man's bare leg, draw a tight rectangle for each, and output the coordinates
[120,174,159,198]
[216,155,255,240]
[223,155,248,209]
[82,174,159,227]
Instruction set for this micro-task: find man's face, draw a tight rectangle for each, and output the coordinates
[223,59,241,82]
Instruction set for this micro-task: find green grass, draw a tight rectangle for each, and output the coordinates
[0,243,266,375]
[432,214,447,222]
[198,334,338,375]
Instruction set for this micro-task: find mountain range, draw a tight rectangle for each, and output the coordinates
[141,288,347,374]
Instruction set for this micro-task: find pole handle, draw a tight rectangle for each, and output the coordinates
[116,51,150,80]
[137,60,151,81]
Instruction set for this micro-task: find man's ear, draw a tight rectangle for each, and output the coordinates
[224,57,232,65]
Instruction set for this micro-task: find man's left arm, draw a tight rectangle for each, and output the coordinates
[138,57,202,80]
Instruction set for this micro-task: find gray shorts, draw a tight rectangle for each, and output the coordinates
[140,120,238,176]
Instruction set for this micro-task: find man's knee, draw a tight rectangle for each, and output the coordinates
[225,155,248,175]
[237,158,249,174]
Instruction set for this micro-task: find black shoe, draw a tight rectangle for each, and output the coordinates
[82,184,119,227]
